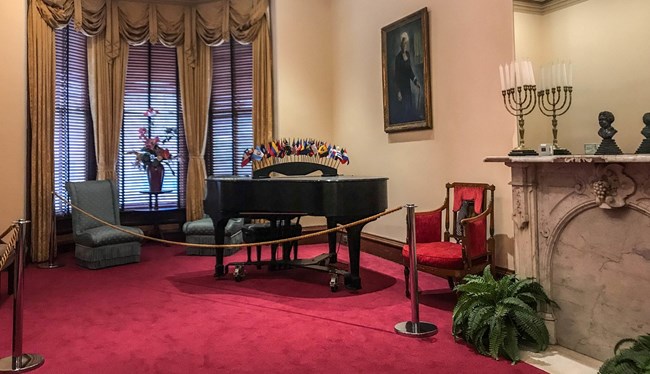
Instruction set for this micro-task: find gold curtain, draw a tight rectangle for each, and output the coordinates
[29,0,273,259]
[252,16,273,144]
[178,42,212,221]
[27,0,56,262]
[87,33,129,181]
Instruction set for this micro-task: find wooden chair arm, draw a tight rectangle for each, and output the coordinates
[459,201,492,226]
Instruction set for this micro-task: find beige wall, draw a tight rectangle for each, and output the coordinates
[273,0,518,268]
[271,0,334,141]
[515,0,650,154]
[0,1,27,230]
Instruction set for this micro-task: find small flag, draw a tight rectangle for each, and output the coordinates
[252,147,264,161]
[241,149,253,167]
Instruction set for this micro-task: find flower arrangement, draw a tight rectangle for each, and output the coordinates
[128,108,177,174]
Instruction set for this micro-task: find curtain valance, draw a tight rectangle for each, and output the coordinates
[35,0,269,64]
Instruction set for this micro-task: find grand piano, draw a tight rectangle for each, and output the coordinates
[204,174,388,290]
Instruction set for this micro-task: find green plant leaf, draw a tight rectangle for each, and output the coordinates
[511,309,549,351]
[467,306,495,338]
[482,265,495,283]
[489,309,507,360]
[501,324,520,363]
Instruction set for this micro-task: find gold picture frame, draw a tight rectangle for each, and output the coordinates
[381,8,432,133]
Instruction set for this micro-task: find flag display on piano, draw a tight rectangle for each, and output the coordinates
[241,138,350,168]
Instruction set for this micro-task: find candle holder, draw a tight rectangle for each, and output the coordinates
[537,86,573,155]
[502,85,538,156]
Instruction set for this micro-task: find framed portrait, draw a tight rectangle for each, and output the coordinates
[381,8,432,133]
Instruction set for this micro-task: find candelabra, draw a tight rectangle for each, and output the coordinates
[537,86,573,155]
[502,85,538,156]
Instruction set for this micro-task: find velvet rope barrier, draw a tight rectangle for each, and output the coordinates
[53,192,403,248]
[0,220,46,372]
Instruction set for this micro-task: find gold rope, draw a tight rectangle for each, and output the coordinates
[54,192,402,248]
[0,223,19,270]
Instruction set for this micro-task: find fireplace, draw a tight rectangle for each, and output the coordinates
[486,155,650,361]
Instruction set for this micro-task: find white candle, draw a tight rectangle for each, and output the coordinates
[521,61,530,85]
[499,64,505,91]
[504,64,511,89]
[509,62,515,89]
[515,61,522,87]
[562,63,568,87]
[567,62,573,86]
[529,61,536,86]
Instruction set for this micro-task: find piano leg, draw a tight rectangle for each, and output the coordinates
[327,217,338,264]
[212,217,228,277]
[344,223,366,290]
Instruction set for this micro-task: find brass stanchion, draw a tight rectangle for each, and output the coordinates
[38,196,63,269]
[0,219,45,372]
[394,204,438,337]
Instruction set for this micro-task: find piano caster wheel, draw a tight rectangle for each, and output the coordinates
[233,266,245,282]
[329,273,339,292]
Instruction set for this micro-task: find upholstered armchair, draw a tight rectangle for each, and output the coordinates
[66,180,143,269]
[183,216,245,256]
[402,182,495,296]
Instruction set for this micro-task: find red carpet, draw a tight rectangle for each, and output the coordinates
[0,244,546,373]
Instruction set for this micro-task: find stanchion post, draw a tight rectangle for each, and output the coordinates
[394,204,438,338]
[38,195,64,269]
[0,219,45,372]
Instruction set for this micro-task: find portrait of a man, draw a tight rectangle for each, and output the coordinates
[381,8,432,133]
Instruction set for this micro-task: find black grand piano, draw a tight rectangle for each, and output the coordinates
[204,174,388,290]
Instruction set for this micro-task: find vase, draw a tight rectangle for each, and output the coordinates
[147,164,164,192]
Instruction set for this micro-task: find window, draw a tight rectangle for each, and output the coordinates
[119,43,186,210]
[206,41,254,176]
[53,37,252,214]
[54,24,94,215]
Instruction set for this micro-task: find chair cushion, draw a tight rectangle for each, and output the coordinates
[402,241,464,269]
[466,214,487,258]
[415,210,442,243]
[453,186,484,213]
[242,222,301,243]
[183,218,215,235]
[182,218,244,236]
[66,180,120,234]
[76,225,143,247]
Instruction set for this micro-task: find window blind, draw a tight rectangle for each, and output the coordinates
[207,41,254,176]
[54,24,94,215]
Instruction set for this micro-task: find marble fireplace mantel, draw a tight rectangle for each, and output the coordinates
[485,154,650,361]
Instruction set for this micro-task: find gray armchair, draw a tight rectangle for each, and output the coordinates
[65,180,143,269]
[183,217,244,256]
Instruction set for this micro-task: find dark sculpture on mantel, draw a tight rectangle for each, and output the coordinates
[635,112,650,154]
[595,111,623,155]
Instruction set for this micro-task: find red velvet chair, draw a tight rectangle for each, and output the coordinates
[402,182,495,296]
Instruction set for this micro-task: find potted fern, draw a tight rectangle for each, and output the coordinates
[599,334,650,374]
[452,266,557,363]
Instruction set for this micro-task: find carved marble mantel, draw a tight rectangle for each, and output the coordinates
[485,155,650,361]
